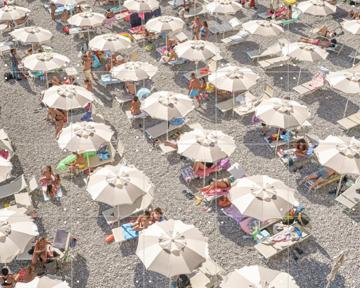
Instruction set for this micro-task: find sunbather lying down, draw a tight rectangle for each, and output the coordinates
[316,26,339,38]
[299,37,337,49]
[301,167,336,190]
[348,10,360,20]
[199,176,235,194]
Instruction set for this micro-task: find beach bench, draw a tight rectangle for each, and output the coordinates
[221,30,250,46]
[144,120,187,142]
[336,180,360,211]
[337,111,360,131]
[215,91,256,114]
[258,55,290,70]
[254,225,311,260]
[292,74,325,97]
[0,175,27,200]
[98,74,122,88]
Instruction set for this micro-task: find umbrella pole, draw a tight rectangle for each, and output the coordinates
[343,97,349,118]
[296,66,302,86]
[232,91,235,117]
[275,127,280,156]
[335,174,344,197]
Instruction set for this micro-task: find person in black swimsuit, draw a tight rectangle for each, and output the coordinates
[0,268,15,288]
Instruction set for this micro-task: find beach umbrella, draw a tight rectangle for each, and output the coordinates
[136,219,208,278]
[89,33,132,52]
[145,16,184,33]
[22,52,70,72]
[315,136,360,175]
[0,5,30,21]
[242,20,284,37]
[42,85,95,111]
[342,20,360,35]
[0,206,39,263]
[297,0,336,16]
[57,122,114,152]
[177,129,236,163]
[10,26,52,44]
[282,42,328,62]
[174,40,220,64]
[326,71,360,95]
[0,157,12,183]
[221,265,299,288]
[54,0,85,5]
[87,164,154,206]
[67,12,105,27]
[141,91,194,121]
[209,65,259,92]
[229,175,298,221]
[15,276,70,288]
[255,98,310,129]
[124,0,159,12]
[111,61,158,82]
[206,0,243,15]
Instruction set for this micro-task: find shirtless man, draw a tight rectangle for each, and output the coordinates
[83,52,93,81]
[188,73,201,98]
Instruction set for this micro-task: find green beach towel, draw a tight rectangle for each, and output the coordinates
[56,151,97,171]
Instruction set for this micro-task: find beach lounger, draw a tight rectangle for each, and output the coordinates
[337,111,360,131]
[98,74,122,88]
[303,173,342,192]
[190,258,225,288]
[112,223,139,243]
[221,30,250,46]
[258,55,290,70]
[53,229,71,252]
[144,120,187,141]
[14,192,32,209]
[0,175,27,200]
[326,43,344,55]
[336,181,360,210]
[183,5,207,19]
[208,17,241,34]
[292,74,325,97]
[115,95,134,107]
[215,91,256,114]
[227,162,246,179]
[0,129,14,155]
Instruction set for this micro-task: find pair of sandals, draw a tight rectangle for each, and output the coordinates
[182,190,203,205]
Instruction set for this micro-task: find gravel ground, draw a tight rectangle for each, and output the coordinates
[1,0,360,287]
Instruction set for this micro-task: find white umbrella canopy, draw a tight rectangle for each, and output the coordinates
[255,98,310,129]
[282,42,328,62]
[326,71,360,95]
[67,12,105,27]
[0,157,12,183]
[111,61,158,81]
[22,52,70,72]
[229,175,298,221]
[42,85,95,111]
[208,65,259,92]
[315,135,360,175]
[124,0,159,12]
[242,20,284,37]
[174,40,220,63]
[0,206,39,263]
[54,0,85,5]
[87,164,154,206]
[15,276,70,288]
[0,5,30,21]
[145,16,184,33]
[10,26,52,44]
[136,219,208,278]
[221,266,299,288]
[297,0,336,16]
[141,91,194,121]
[177,129,236,163]
[57,122,114,152]
[89,33,132,52]
[206,0,243,15]
[342,19,360,35]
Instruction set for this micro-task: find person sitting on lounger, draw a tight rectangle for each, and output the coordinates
[160,47,177,63]
[163,131,181,149]
[200,176,235,194]
[69,152,87,173]
[150,207,164,222]
[348,10,360,20]
[130,96,141,116]
[132,210,152,231]
[299,37,337,49]
[31,237,53,268]
[301,167,336,190]
[193,161,215,174]
[316,26,338,38]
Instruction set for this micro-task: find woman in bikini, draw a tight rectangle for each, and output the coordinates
[132,211,152,231]
[200,176,235,194]
[39,166,55,197]
[31,237,53,268]
[69,152,87,174]
[193,162,214,174]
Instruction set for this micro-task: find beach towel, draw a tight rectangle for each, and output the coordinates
[91,55,101,69]
[121,223,139,240]
[169,118,185,126]
[56,151,97,171]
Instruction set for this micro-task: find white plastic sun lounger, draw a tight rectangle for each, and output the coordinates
[221,30,250,46]
[145,120,187,140]
[337,111,360,131]
[293,77,325,97]
[208,17,241,34]
[215,91,256,113]
[336,181,360,210]
[258,55,290,70]
[0,175,27,200]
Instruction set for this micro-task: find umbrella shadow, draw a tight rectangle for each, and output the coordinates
[302,90,359,124]
[242,129,274,159]
[67,254,90,288]
[96,203,114,234]
[119,238,138,257]
[326,44,356,68]
[228,41,260,65]
[133,262,168,288]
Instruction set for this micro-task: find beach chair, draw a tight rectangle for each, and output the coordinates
[115,95,134,108]
[221,29,250,46]
[337,111,360,131]
[258,55,290,70]
[190,258,225,288]
[112,223,139,243]
[254,225,311,260]
[53,229,71,252]
[336,181,360,211]
[208,17,241,34]
[303,172,342,192]
[98,74,122,88]
[183,5,208,19]
[0,175,27,200]
[293,73,325,97]
[215,91,256,114]
[144,120,187,142]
